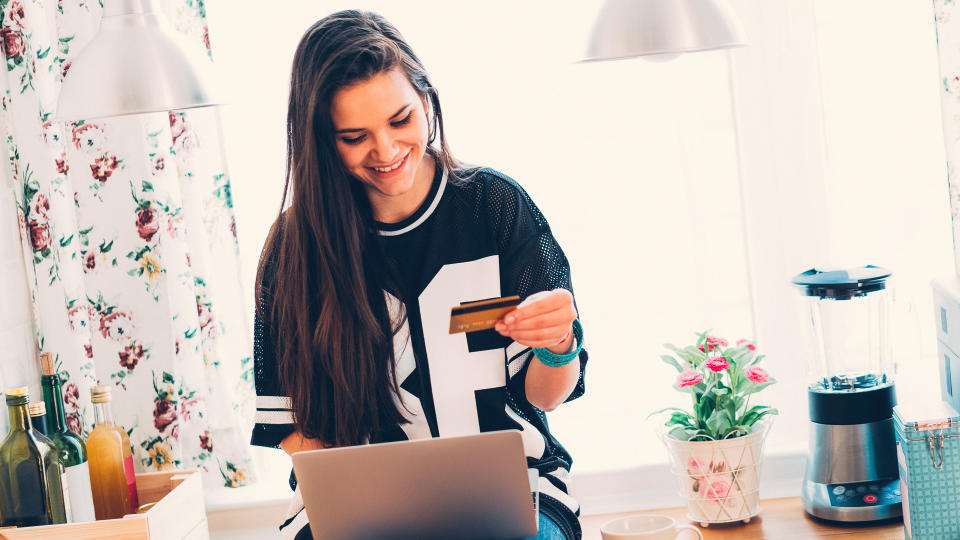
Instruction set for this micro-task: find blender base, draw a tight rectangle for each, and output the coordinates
[802,478,901,522]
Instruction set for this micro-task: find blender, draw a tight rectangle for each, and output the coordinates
[792,266,902,522]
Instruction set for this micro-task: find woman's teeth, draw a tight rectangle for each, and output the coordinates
[373,156,404,172]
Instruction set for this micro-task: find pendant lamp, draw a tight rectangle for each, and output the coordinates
[583,0,747,62]
[55,0,219,121]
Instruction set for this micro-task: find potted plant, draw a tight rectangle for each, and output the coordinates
[651,332,778,527]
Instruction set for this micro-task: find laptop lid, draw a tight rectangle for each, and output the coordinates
[291,430,538,540]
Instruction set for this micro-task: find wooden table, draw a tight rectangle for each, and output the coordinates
[579,497,904,539]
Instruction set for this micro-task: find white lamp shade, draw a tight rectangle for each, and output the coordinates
[583,0,748,62]
[55,0,218,122]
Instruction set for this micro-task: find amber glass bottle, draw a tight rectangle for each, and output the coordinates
[86,386,132,519]
[0,387,68,526]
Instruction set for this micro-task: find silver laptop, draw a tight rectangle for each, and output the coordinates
[290,430,538,540]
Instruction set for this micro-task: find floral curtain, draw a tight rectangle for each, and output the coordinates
[1,0,255,488]
[935,0,960,274]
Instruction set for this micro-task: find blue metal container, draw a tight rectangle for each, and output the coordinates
[894,401,960,539]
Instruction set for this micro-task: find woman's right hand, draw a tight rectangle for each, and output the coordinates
[279,431,329,456]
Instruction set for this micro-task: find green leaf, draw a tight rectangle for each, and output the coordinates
[667,412,695,427]
[648,406,691,418]
[739,405,779,426]
[36,47,50,59]
[665,344,702,366]
[706,409,733,437]
[59,234,73,247]
[660,355,684,372]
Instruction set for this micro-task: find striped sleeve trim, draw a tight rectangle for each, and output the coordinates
[256,409,295,424]
[257,395,292,410]
[256,395,294,424]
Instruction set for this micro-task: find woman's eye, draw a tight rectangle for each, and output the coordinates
[341,135,365,145]
[391,112,412,127]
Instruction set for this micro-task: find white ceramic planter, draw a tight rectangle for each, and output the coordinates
[661,420,771,527]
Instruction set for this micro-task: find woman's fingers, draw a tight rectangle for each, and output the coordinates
[503,289,573,325]
[498,308,575,332]
[498,322,572,347]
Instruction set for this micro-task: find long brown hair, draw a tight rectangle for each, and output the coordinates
[256,11,459,446]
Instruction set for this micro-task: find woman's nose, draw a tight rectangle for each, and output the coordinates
[370,132,399,163]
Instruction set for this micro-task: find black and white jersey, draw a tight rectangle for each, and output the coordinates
[251,163,589,540]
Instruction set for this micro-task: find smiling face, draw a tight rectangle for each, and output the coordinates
[330,68,434,222]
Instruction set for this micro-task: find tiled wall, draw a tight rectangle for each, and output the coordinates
[0,161,39,436]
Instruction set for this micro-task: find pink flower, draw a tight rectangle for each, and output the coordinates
[698,336,728,352]
[118,342,145,371]
[676,369,703,388]
[705,356,729,372]
[83,251,96,273]
[705,477,732,501]
[736,339,756,351]
[66,412,82,436]
[72,123,104,152]
[153,398,177,433]
[1,28,25,59]
[745,366,770,384]
[63,383,80,411]
[90,153,120,183]
[706,336,728,348]
[7,2,26,29]
[31,194,50,220]
[28,221,51,251]
[200,430,213,453]
[136,205,159,242]
[99,311,134,341]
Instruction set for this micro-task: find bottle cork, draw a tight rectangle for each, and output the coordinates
[40,352,56,377]
[90,385,112,403]
[28,401,46,416]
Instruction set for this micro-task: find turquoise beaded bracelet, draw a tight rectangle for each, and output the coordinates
[533,319,584,367]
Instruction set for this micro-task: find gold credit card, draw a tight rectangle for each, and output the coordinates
[449,295,521,334]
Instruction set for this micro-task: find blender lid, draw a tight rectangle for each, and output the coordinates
[791,265,891,300]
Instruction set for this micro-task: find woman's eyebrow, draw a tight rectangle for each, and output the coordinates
[334,104,411,134]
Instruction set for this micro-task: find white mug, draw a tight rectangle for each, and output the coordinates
[600,514,703,540]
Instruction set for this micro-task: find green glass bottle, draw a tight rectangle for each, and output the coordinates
[40,353,96,522]
[0,387,68,527]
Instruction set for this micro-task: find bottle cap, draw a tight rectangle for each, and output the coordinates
[90,386,112,403]
[28,401,46,416]
[4,387,29,406]
[40,352,56,377]
[5,387,28,397]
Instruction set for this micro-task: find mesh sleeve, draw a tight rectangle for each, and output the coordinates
[482,170,588,403]
[250,251,295,448]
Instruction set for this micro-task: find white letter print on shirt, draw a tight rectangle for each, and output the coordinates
[418,255,505,437]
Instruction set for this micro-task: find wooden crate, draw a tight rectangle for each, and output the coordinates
[0,470,208,540]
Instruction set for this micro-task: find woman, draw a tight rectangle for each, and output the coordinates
[251,10,588,540]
